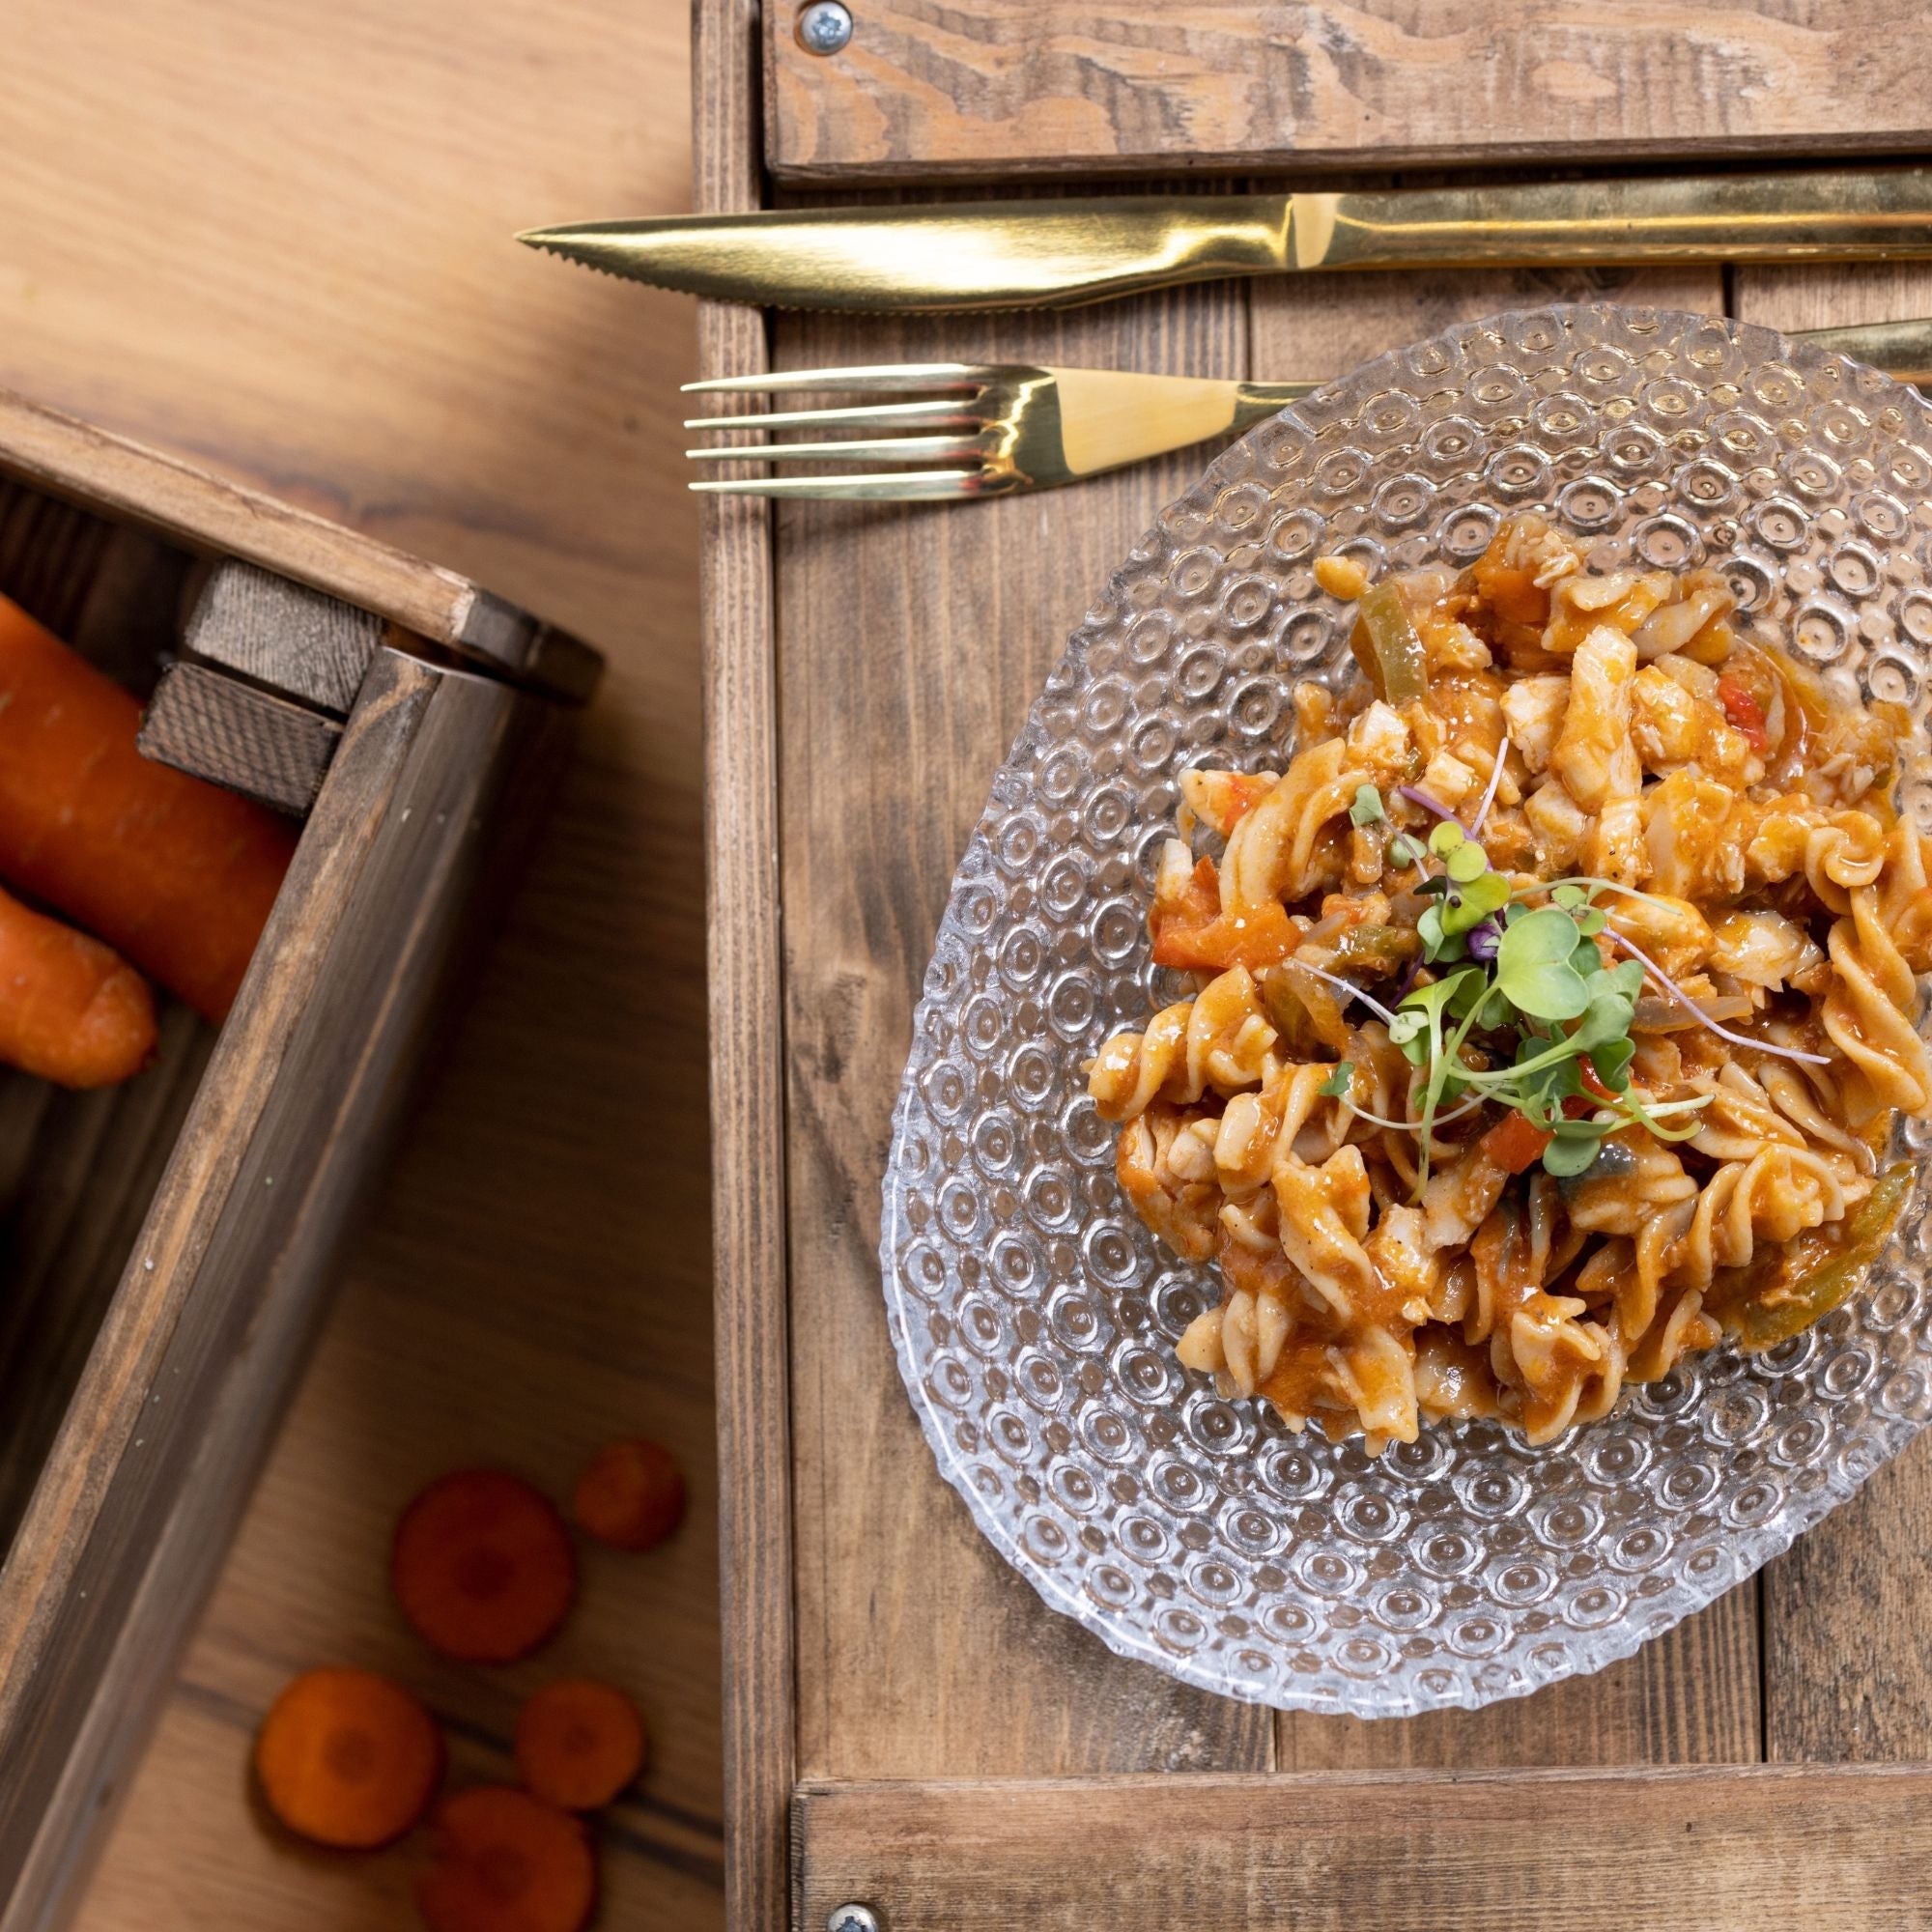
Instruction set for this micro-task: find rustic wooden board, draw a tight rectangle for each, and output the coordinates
[776,253,1281,1784]
[695,7,795,1932]
[1730,256,1932,1766]
[763,1,1932,184]
[793,1768,1932,1931]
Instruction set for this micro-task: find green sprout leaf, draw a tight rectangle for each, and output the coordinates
[1446,838,1491,884]
[1387,832,1423,869]
[1494,905,1590,1020]
[1590,1035,1635,1092]
[1319,1061,1356,1099]
[1441,868,1510,935]
[1552,884,1587,910]
[1350,785,1385,828]
[1542,1124,1610,1178]
[1417,902,1467,963]
[1428,820,1466,859]
[1576,906,1607,937]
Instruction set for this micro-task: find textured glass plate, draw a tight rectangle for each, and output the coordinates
[880,303,1932,1716]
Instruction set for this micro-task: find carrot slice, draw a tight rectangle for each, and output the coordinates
[0,592,297,1022]
[254,1667,443,1850]
[416,1786,596,1932]
[0,880,156,1087]
[392,1471,577,1663]
[571,1440,686,1552]
[515,1680,647,1812]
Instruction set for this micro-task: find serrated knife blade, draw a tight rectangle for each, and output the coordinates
[520,168,1932,315]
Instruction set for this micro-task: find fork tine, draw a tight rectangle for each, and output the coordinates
[681,362,999,397]
[689,469,984,501]
[687,435,985,465]
[683,397,985,434]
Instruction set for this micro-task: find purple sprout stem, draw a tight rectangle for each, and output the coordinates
[1396,783,1463,827]
[1288,960,1405,1030]
[1604,931,1832,1067]
[1469,732,1512,838]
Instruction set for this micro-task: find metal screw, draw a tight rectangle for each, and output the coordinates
[797,1,854,55]
[827,1908,878,1932]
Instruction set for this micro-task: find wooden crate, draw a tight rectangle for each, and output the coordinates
[697,6,1932,1930]
[0,389,599,1931]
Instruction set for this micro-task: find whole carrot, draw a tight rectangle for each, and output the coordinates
[0,880,156,1087]
[0,593,298,1022]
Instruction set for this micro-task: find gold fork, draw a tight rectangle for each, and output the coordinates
[685,318,1932,503]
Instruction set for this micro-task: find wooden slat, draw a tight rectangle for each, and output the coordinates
[1730,258,1932,1765]
[1248,255,1764,1770]
[0,649,575,1927]
[778,248,1274,1780]
[794,1767,1932,1931]
[0,389,597,698]
[183,560,381,715]
[139,663,341,815]
[764,1,1932,184]
[696,6,795,1932]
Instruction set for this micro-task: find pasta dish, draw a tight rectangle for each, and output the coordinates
[1088,518,1932,1448]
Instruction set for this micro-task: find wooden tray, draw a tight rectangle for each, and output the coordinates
[0,391,598,1931]
[697,8,1932,1929]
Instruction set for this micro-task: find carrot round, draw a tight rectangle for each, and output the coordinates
[254,1667,443,1850]
[514,1680,646,1812]
[0,592,297,1022]
[572,1439,685,1552]
[392,1471,577,1663]
[0,881,156,1087]
[416,1786,596,1932]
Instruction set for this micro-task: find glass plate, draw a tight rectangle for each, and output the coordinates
[879,302,1932,1716]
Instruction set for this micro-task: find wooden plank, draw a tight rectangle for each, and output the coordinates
[183,560,381,715]
[1730,257,1932,1765]
[0,650,575,1928]
[793,1767,1932,1932]
[696,7,795,1932]
[139,663,341,816]
[778,239,1272,1779]
[0,390,596,698]
[1244,255,1764,1771]
[764,1,1932,184]
[0,1007,212,1552]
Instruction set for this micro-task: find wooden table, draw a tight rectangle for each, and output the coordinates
[1,2,724,1925]
[697,7,1932,1931]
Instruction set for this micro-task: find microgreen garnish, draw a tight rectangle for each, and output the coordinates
[1387,831,1425,870]
[1319,1061,1355,1099]
[1349,784,1385,828]
[1301,830,1737,1190]
[1469,733,1511,837]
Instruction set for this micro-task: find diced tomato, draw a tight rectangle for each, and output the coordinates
[1717,674,1769,753]
[1480,1112,1555,1175]
[1577,1061,1618,1103]
[1151,900,1297,972]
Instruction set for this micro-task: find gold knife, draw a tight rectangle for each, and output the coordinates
[522,167,1932,314]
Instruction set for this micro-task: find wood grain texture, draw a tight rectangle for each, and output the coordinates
[777,246,1273,1783]
[0,2,720,1924]
[1249,254,1765,1772]
[0,390,594,698]
[764,1,1932,183]
[184,562,381,715]
[1730,257,1932,1766]
[793,1767,1932,1932]
[696,7,795,1932]
[139,662,342,815]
